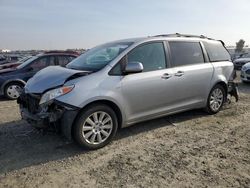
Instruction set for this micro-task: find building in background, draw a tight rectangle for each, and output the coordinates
[1,49,11,53]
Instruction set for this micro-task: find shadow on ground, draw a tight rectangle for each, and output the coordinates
[0,72,246,174]
[0,109,206,174]
[0,96,8,102]
[238,82,250,94]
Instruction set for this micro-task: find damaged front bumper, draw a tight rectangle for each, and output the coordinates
[17,93,80,140]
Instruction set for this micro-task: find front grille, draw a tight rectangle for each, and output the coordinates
[20,93,41,113]
[246,69,250,74]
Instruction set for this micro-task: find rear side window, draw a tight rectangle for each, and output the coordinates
[169,41,204,67]
[57,55,73,67]
[203,41,231,62]
[128,42,166,72]
[49,56,56,65]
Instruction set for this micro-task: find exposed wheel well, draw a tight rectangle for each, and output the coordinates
[216,81,227,92]
[215,81,228,100]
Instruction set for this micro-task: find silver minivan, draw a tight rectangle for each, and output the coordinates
[18,34,236,149]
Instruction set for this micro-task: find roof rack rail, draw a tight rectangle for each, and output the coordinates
[44,50,79,55]
[153,33,214,40]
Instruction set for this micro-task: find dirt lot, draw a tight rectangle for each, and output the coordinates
[0,80,250,188]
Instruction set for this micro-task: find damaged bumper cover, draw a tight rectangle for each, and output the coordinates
[17,93,80,140]
[228,81,239,102]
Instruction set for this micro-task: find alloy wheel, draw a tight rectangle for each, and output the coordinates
[82,111,113,145]
[209,88,224,112]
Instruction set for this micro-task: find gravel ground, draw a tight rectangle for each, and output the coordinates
[0,80,250,188]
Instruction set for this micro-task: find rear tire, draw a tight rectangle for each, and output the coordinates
[206,84,226,114]
[4,82,24,100]
[73,104,118,150]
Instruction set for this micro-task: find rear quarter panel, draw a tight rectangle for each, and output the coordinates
[210,61,234,90]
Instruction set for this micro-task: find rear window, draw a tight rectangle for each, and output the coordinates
[204,41,231,62]
[169,41,204,67]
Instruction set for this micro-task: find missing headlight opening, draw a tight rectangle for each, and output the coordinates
[17,93,79,131]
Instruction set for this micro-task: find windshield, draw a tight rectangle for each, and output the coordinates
[17,56,38,69]
[66,42,133,71]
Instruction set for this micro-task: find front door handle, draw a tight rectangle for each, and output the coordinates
[174,71,184,77]
[161,73,172,79]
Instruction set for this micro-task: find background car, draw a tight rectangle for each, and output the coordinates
[233,53,250,70]
[0,55,8,65]
[241,62,250,83]
[0,51,79,99]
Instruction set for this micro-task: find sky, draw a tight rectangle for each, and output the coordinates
[0,0,250,50]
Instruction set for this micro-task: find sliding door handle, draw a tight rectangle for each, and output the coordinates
[161,73,172,79]
[174,71,184,77]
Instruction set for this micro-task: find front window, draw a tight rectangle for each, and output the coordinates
[67,42,133,71]
[128,42,167,72]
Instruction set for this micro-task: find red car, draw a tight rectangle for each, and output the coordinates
[0,51,79,99]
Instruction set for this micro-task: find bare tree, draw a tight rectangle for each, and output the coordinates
[235,39,245,53]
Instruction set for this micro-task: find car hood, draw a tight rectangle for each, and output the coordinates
[25,66,90,94]
[242,62,250,69]
[234,58,250,63]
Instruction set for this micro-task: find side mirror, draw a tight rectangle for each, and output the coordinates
[123,62,143,74]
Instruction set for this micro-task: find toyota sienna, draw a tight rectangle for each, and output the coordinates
[18,34,236,149]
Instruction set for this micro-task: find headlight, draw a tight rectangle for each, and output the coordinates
[39,85,74,105]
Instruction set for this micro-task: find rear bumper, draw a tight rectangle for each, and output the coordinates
[228,81,239,102]
[18,95,80,140]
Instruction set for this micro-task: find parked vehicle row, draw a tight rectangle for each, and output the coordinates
[0,51,79,99]
[241,62,250,83]
[233,53,250,70]
[0,54,24,65]
[17,34,238,149]
[0,56,33,70]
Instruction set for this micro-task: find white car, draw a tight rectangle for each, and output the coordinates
[241,62,250,82]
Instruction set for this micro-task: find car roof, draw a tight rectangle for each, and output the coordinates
[110,33,223,45]
[36,51,80,57]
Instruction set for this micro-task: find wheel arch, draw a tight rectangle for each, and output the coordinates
[214,81,228,97]
[1,79,26,94]
[82,99,123,128]
[70,99,124,139]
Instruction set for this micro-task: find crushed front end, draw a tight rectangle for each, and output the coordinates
[17,92,79,139]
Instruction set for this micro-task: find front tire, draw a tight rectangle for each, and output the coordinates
[73,104,118,150]
[4,82,24,100]
[206,84,226,114]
